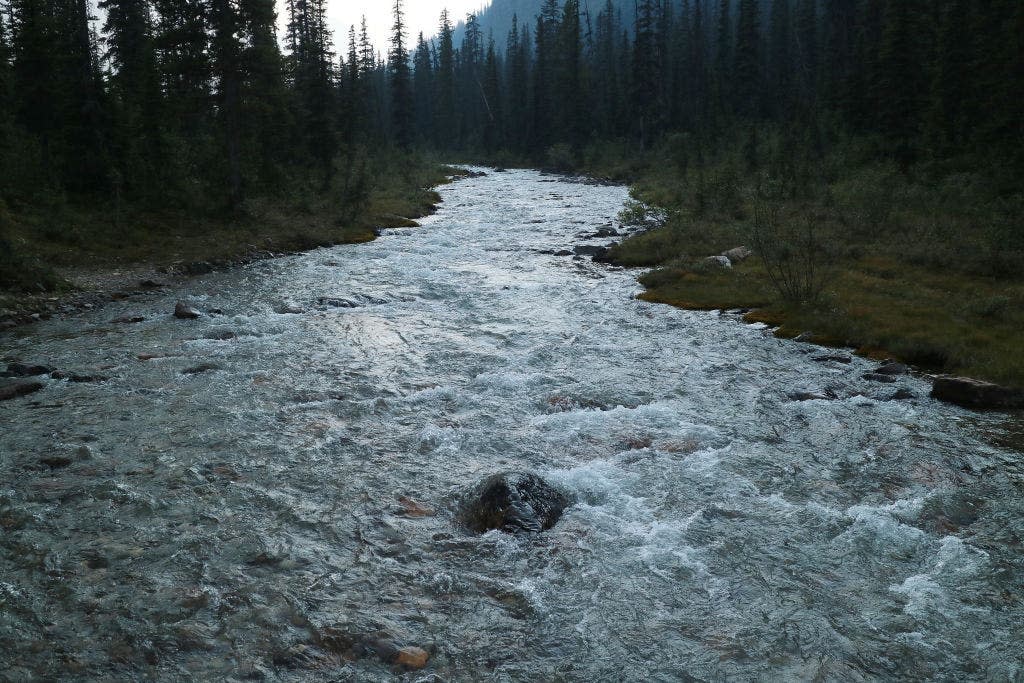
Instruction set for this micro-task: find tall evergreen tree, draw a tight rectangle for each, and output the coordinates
[389,0,412,147]
[733,0,761,117]
[435,10,455,145]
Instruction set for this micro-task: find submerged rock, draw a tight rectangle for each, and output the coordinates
[395,646,429,669]
[182,363,221,375]
[173,302,201,319]
[318,296,360,308]
[573,245,608,258]
[863,372,898,383]
[274,301,305,315]
[459,472,571,534]
[812,353,852,364]
[0,380,43,401]
[3,362,55,377]
[931,376,1024,409]
[788,390,837,402]
[50,371,108,383]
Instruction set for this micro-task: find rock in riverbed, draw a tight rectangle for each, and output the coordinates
[173,302,201,319]
[459,472,571,534]
[3,362,55,377]
[931,376,1024,409]
[0,380,43,401]
[573,245,608,258]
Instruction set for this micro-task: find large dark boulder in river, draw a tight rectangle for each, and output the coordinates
[459,472,571,534]
[931,376,1024,410]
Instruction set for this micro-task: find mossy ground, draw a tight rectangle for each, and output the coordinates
[0,153,451,309]
[591,133,1024,388]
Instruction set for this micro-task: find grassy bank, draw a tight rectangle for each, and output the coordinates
[582,131,1024,388]
[0,151,450,311]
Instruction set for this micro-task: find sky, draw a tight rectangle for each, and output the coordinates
[323,0,489,53]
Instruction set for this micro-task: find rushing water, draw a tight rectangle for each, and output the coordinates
[1,170,1022,682]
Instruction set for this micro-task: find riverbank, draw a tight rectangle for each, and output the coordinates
[0,156,455,326]
[582,135,1024,399]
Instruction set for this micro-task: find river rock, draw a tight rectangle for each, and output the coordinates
[182,363,221,375]
[50,371,108,383]
[554,249,574,257]
[395,646,429,669]
[318,296,360,308]
[889,388,917,401]
[139,279,164,289]
[812,354,853,364]
[788,390,837,402]
[173,302,201,319]
[931,376,1024,409]
[573,245,608,258]
[875,362,908,375]
[459,472,571,534]
[111,315,146,324]
[0,380,44,401]
[275,301,305,315]
[3,362,55,377]
[863,372,898,383]
[184,261,214,275]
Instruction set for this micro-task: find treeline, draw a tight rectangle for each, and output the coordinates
[2,0,1022,212]
[0,0,349,211]
[384,0,1022,170]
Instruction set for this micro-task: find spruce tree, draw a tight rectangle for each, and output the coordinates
[412,32,433,144]
[733,0,761,118]
[389,0,412,148]
[435,10,455,145]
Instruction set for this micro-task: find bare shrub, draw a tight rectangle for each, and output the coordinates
[749,185,831,304]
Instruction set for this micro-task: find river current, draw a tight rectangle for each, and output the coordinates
[1,170,1022,681]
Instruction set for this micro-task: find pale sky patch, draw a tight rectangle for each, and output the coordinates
[307,0,491,54]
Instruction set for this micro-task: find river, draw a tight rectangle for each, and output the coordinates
[1,169,1022,681]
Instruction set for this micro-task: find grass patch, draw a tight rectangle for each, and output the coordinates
[0,151,449,301]
[600,129,1024,388]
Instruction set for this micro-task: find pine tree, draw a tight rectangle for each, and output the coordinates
[733,0,761,118]
[768,0,792,116]
[793,0,817,105]
[632,0,659,146]
[481,37,502,152]
[557,0,585,147]
[435,10,455,146]
[875,0,927,167]
[100,0,161,194]
[238,0,289,187]
[504,14,530,151]
[209,0,243,207]
[152,0,211,138]
[389,0,412,147]
[412,32,433,144]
